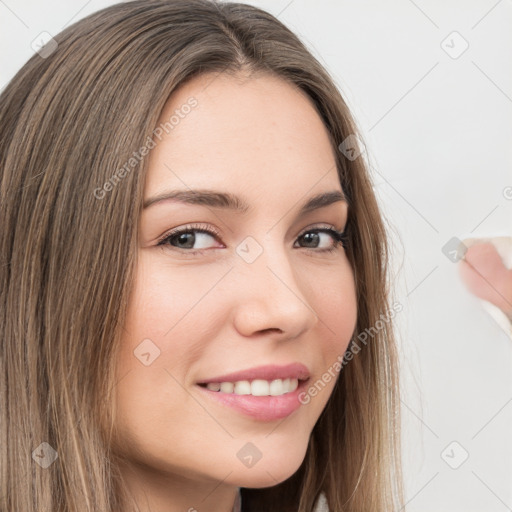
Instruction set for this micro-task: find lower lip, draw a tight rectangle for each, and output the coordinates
[195,380,309,421]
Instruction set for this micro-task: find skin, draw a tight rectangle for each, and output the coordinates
[458,241,512,321]
[113,71,357,512]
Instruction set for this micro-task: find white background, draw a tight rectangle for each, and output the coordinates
[1,1,512,510]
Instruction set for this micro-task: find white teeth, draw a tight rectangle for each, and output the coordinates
[269,379,283,396]
[204,378,299,396]
[251,379,269,396]
[234,380,251,395]
[219,382,234,393]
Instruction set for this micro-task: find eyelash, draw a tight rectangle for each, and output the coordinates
[156,222,348,256]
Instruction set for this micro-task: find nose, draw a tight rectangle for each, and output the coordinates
[230,245,319,340]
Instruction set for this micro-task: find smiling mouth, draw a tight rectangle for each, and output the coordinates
[197,377,308,397]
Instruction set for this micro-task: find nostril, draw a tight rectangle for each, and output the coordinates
[258,327,282,335]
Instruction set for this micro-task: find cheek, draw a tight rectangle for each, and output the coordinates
[112,257,212,463]
[123,255,220,348]
[116,255,234,422]
[294,264,357,412]
[307,263,357,360]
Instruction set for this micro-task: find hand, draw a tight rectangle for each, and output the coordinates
[457,239,512,322]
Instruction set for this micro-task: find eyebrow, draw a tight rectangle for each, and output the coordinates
[143,188,347,215]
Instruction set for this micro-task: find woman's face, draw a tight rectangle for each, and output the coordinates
[114,71,357,501]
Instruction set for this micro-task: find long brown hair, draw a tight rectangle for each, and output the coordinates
[0,1,405,510]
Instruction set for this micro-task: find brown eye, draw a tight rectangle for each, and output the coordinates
[295,228,347,252]
[157,224,222,252]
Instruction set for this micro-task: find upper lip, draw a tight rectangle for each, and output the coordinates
[196,363,311,384]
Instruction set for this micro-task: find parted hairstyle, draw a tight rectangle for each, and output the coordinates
[0,1,405,510]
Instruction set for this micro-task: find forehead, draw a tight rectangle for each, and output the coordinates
[144,71,341,201]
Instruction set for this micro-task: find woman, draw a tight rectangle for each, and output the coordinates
[0,1,404,510]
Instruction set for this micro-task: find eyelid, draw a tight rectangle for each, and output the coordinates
[155,222,222,246]
[297,222,343,236]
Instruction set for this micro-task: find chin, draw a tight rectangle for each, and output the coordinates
[235,471,295,489]
[231,454,306,489]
